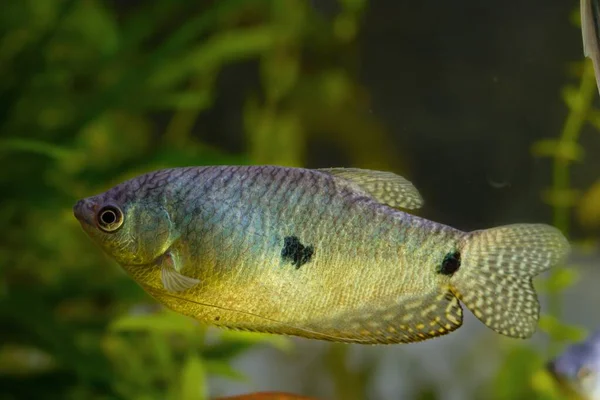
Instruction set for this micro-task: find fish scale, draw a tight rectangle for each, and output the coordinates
[74,165,570,344]
[188,167,436,326]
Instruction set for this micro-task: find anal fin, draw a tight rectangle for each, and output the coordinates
[306,288,463,344]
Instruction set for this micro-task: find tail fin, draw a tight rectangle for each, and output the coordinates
[450,224,570,339]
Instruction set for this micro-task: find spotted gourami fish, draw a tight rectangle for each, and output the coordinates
[73,166,570,344]
[214,392,318,400]
[548,330,600,400]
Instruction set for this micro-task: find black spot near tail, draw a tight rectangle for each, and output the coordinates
[281,236,314,269]
[439,251,461,276]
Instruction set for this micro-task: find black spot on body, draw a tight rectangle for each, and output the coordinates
[439,251,461,276]
[281,236,314,269]
[214,316,220,321]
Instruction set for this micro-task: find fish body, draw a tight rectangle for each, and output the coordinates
[548,330,600,400]
[73,166,569,344]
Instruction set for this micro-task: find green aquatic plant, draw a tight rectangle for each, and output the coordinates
[0,1,388,399]
[531,33,596,350]
[530,58,595,352]
[486,5,600,400]
[103,310,291,400]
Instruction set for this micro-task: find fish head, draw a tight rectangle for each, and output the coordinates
[73,177,175,268]
[547,330,600,399]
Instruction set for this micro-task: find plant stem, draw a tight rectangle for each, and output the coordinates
[547,60,596,352]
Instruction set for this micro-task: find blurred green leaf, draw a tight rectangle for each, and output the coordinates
[0,138,76,159]
[339,0,368,13]
[541,188,581,208]
[179,354,207,400]
[538,315,587,343]
[145,90,212,111]
[261,49,300,102]
[531,139,583,161]
[109,311,199,335]
[202,341,255,360]
[0,290,112,385]
[541,268,580,294]
[333,14,358,42]
[531,368,566,400]
[151,26,278,89]
[492,346,543,400]
[562,85,585,112]
[204,360,247,382]
[65,0,267,136]
[218,330,293,354]
[577,179,600,229]
[61,0,119,56]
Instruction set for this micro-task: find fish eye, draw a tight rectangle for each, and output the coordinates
[97,205,123,232]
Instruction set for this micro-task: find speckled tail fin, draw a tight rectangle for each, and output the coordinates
[582,0,600,94]
[305,288,463,344]
[451,224,570,339]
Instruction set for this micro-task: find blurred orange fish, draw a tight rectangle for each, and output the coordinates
[214,392,319,400]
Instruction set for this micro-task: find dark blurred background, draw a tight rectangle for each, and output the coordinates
[1,0,599,399]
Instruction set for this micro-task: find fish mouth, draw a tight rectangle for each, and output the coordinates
[73,198,96,226]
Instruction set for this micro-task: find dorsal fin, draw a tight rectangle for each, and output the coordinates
[319,168,424,210]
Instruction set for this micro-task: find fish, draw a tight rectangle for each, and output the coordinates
[214,392,318,400]
[73,165,570,344]
[581,0,600,94]
[547,330,600,400]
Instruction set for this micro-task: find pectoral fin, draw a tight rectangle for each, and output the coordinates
[158,251,200,293]
[161,266,201,293]
[319,167,423,210]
